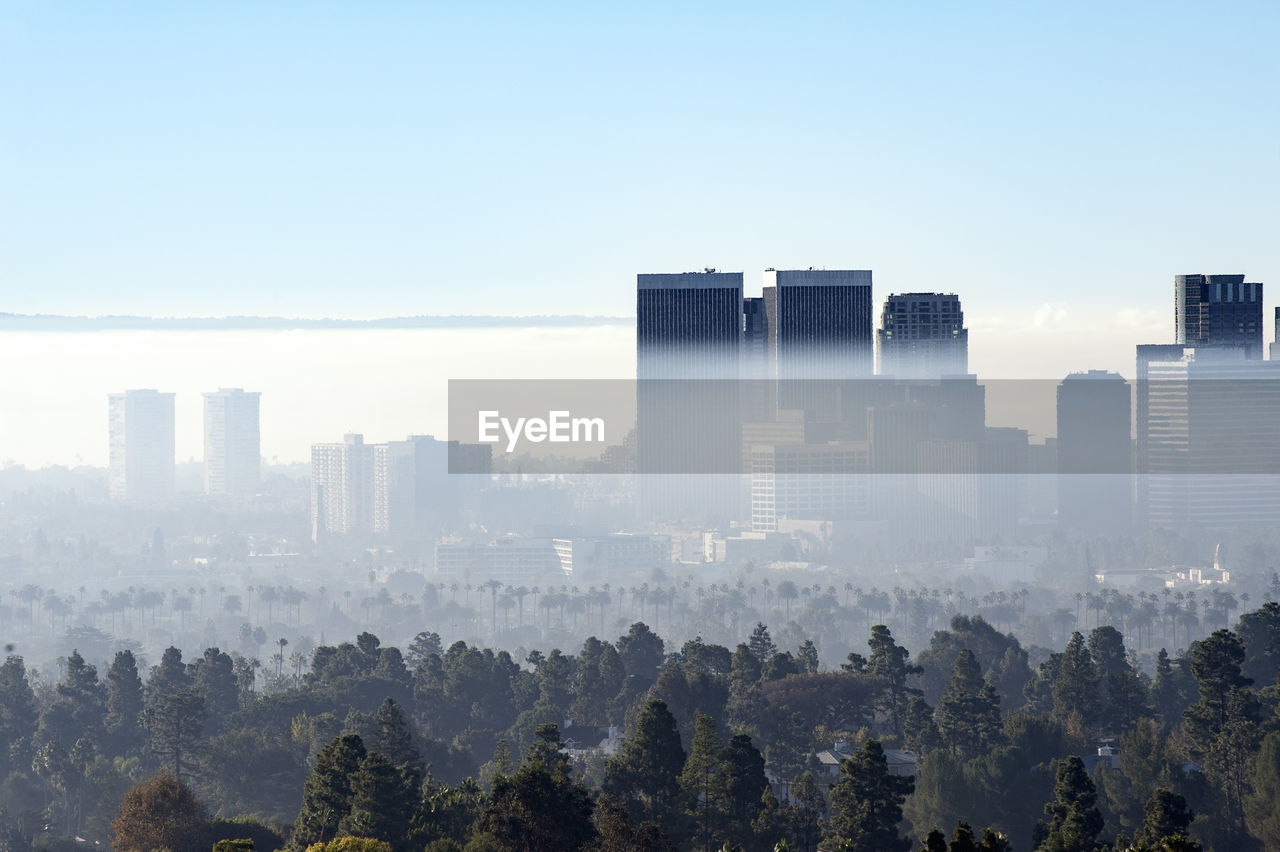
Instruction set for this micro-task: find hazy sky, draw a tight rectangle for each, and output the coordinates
[4,3,1278,331]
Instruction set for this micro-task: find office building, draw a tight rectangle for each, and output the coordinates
[766,268,874,380]
[203,388,260,497]
[636,270,742,379]
[1056,371,1130,533]
[877,293,968,378]
[108,389,176,503]
[636,270,743,522]
[1140,347,1280,528]
[1175,273,1263,357]
[311,433,374,540]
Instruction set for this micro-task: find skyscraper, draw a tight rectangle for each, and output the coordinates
[1056,370,1131,533]
[311,433,374,540]
[636,270,742,379]
[766,268,874,380]
[108,389,176,503]
[636,270,742,521]
[1139,347,1280,529]
[203,388,260,497]
[1175,273,1263,357]
[876,292,968,378]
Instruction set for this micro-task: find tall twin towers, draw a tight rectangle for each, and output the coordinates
[634,268,968,521]
[636,268,967,382]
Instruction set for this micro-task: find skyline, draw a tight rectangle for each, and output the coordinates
[0,268,1265,470]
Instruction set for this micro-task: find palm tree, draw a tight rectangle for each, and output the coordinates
[776,580,798,621]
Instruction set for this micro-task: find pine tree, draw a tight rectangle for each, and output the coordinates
[747,624,776,666]
[605,699,686,828]
[867,625,923,737]
[372,697,421,771]
[1245,730,1280,849]
[1032,756,1104,852]
[822,739,914,852]
[1134,787,1195,847]
[337,752,416,849]
[291,733,367,850]
[1051,633,1098,729]
[191,647,239,733]
[142,686,207,780]
[723,734,768,849]
[480,737,596,851]
[146,646,192,700]
[104,650,145,756]
[934,650,1002,760]
[680,714,726,851]
[0,655,37,773]
[1087,626,1149,731]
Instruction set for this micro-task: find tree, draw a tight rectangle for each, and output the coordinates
[111,771,209,852]
[1031,756,1104,852]
[292,734,367,849]
[191,647,240,733]
[480,726,596,852]
[142,687,207,780]
[1182,629,1259,848]
[822,739,914,852]
[867,625,922,736]
[1051,633,1098,730]
[104,650,145,756]
[605,699,686,828]
[337,753,416,848]
[747,624,776,666]
[723,734,768,849]
[373,698,421,771]
[1134,788,1195,848]
[934,650,1002,760]
[0,655,37,771]
[1245,730,1280,849]
[1087,626,1149,731]
[680,714,726,851]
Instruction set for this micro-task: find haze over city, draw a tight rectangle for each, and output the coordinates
[5,4,1280,852]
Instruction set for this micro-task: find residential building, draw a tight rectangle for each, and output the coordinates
[876,292,968,378]
[203,388,260,497]
[108,389,175,503]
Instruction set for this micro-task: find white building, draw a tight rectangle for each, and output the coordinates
[203,388,260,497]
[108,389,176,503]
[311,434,374,539]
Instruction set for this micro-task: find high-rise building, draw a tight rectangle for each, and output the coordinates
[1175,273,1263,357]
[373,439,417,536]
[766,269,874,380]
[1056,370,1131,533]
[108,389,175,503]
[876,293,968,378]
[1270,308,1280,361]
[637,270,742,379]
[311,433,374,540]
[203,388,260,497]
[1139,347,1280,528]
[636,270,742,522]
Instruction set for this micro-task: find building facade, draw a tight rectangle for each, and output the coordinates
[876,292,968,378]
[108,389,176,503]
[1056,370,1131,533]
[1175,273,1263,358]
[311,433,374,539]
[203,388,260,497]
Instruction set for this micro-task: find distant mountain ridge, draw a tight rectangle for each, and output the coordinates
[0,313,631,330]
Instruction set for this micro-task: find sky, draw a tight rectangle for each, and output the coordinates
[3,2,1279,330]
